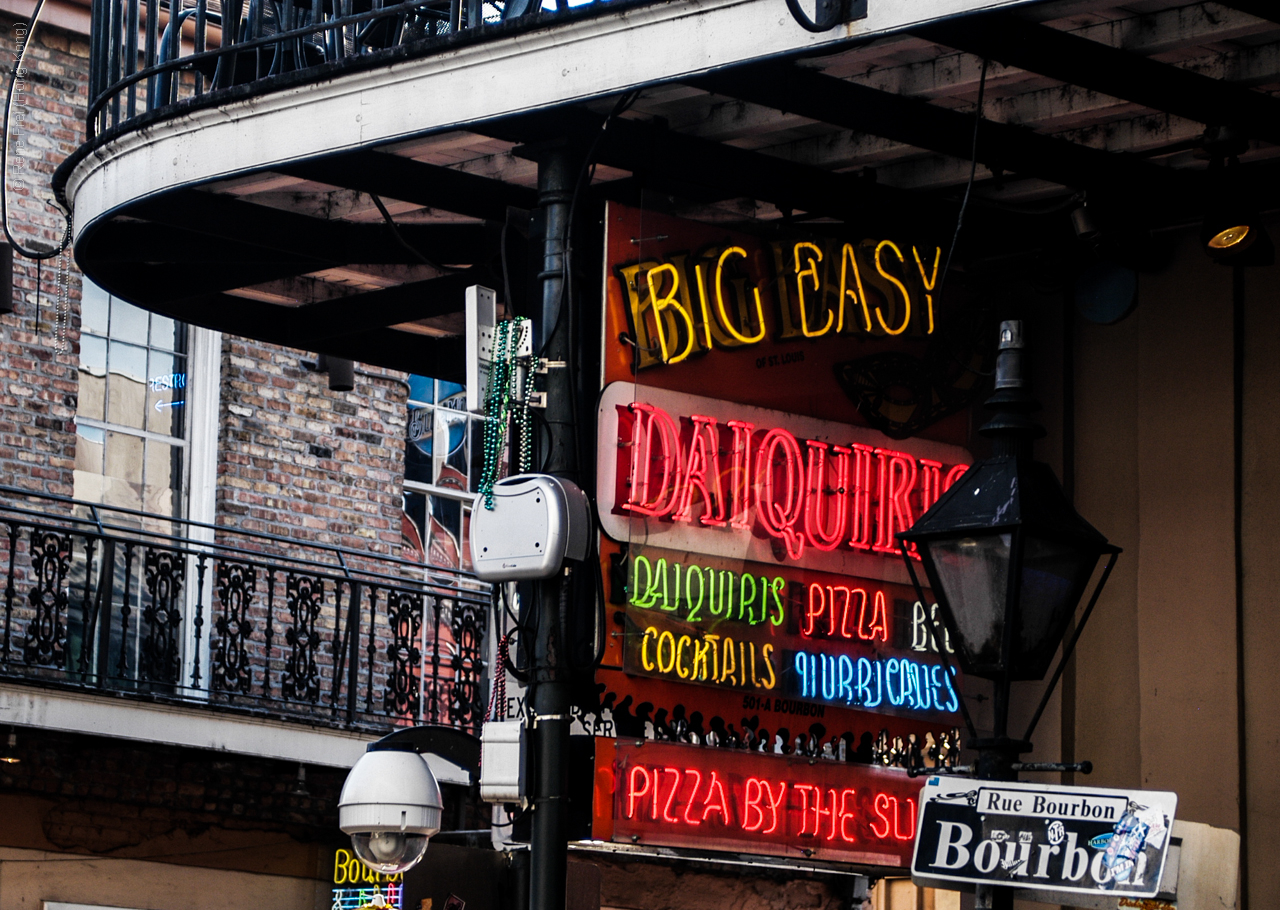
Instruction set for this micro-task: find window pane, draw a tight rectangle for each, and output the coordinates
[426,494,462,568]
[78,334,107,421]
[107,341,148,429]
[103,430,145,513]
[81,281,109,336]
[407,375,434,405]
[405,405,433,485]
[469,419,487,494]
[73,425,106,503]
[435,410,468,491]
[150,313,181,351]
[402,492,427,563]
[445,412,469,479]
[144,439,183,518]
[109,298,149,345]
[147,350,187,437]
[437,382,465,409]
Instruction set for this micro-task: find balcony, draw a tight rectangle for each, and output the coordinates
[0,485,493,776]
[45,0,1280,378]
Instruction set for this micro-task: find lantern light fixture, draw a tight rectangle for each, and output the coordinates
[898,321,1120,778]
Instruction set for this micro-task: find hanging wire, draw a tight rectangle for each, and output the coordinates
[3,0,73,261]
[930,57,998,380]
[933,57,988,318]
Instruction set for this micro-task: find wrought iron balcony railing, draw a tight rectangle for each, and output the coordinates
[0,485,493,736]
[87,0,643,139]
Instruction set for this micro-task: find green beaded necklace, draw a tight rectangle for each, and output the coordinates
[478,317,534,510]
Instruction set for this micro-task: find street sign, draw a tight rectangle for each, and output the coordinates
[911,778,1177,900]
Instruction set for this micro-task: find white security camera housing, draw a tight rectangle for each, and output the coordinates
[469,474,591,581]
[338,749,443,874]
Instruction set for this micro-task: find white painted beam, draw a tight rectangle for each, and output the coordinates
[0,683,472,783]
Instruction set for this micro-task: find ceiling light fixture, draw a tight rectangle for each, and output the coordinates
[1200,129,1273,266]
[0,729,20,764]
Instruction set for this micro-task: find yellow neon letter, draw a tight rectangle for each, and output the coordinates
[761,644,777,690]
[793,242,832,338]
[838,243,872,332]
[874,240,912,336]
[646,263,695,364]
[715,247,767,344]
[912,245,941,335]
[676,635,692,679]
[641,627,658,672]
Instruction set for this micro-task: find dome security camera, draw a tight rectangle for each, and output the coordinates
[338,748,443,874]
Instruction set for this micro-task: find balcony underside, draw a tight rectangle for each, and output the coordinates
[58,0,1280,375]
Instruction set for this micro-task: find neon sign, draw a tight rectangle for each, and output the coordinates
[332,848,403,910]
[619,545,961,719]
[629,553,785,627]
[617,238,944,372]
[595,738,924,866]
[792,651,960,713]
[148,372,186,391]
[604,388,968,567]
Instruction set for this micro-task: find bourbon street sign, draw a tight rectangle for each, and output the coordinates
[911,778,1178,899]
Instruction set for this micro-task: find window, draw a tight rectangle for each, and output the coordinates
[74,281,188,520]
[401,376,493,572]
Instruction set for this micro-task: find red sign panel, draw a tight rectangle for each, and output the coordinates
[589,203,975,871]
[594,739,924,868]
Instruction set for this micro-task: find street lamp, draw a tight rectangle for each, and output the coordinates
[897,321,1120,782]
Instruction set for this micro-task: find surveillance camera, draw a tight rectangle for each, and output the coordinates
[338,749,442,874]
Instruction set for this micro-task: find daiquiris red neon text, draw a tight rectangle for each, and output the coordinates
[613,401,967,561]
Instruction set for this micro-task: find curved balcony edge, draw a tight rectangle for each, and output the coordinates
[58,0,976,242]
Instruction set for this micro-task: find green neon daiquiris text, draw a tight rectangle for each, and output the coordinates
[629,553,785,626]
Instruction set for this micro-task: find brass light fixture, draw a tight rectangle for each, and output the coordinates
[1200,133,1273,265]
[0,729,20,764]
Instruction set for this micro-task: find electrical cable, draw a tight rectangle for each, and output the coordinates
[2,0,72,261]
[932,58,987,323]
[368,193,459,273]
[929,58,998,380]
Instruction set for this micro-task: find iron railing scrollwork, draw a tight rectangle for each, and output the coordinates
[0,487,493,736]
[213,560,257,695]
[23,530,72,668]
[281,571,324,703]
[141,548,185,684]
[85,0,649,139]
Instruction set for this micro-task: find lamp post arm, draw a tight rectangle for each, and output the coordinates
[899,548,980,741]
[1020,547,1121,744]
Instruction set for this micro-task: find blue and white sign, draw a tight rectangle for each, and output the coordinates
[911,778,1177,899]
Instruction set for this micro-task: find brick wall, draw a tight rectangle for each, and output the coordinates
[0,727,482,875]
[216,337,410,567]
[0,14,87,501]
[0,728,348,864]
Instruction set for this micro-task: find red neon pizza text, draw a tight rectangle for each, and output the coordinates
[623,763,917,844]
[616,403,967,561]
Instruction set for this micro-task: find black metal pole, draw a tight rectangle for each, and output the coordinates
[528,143,578,910]
[973,322,1034,910]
